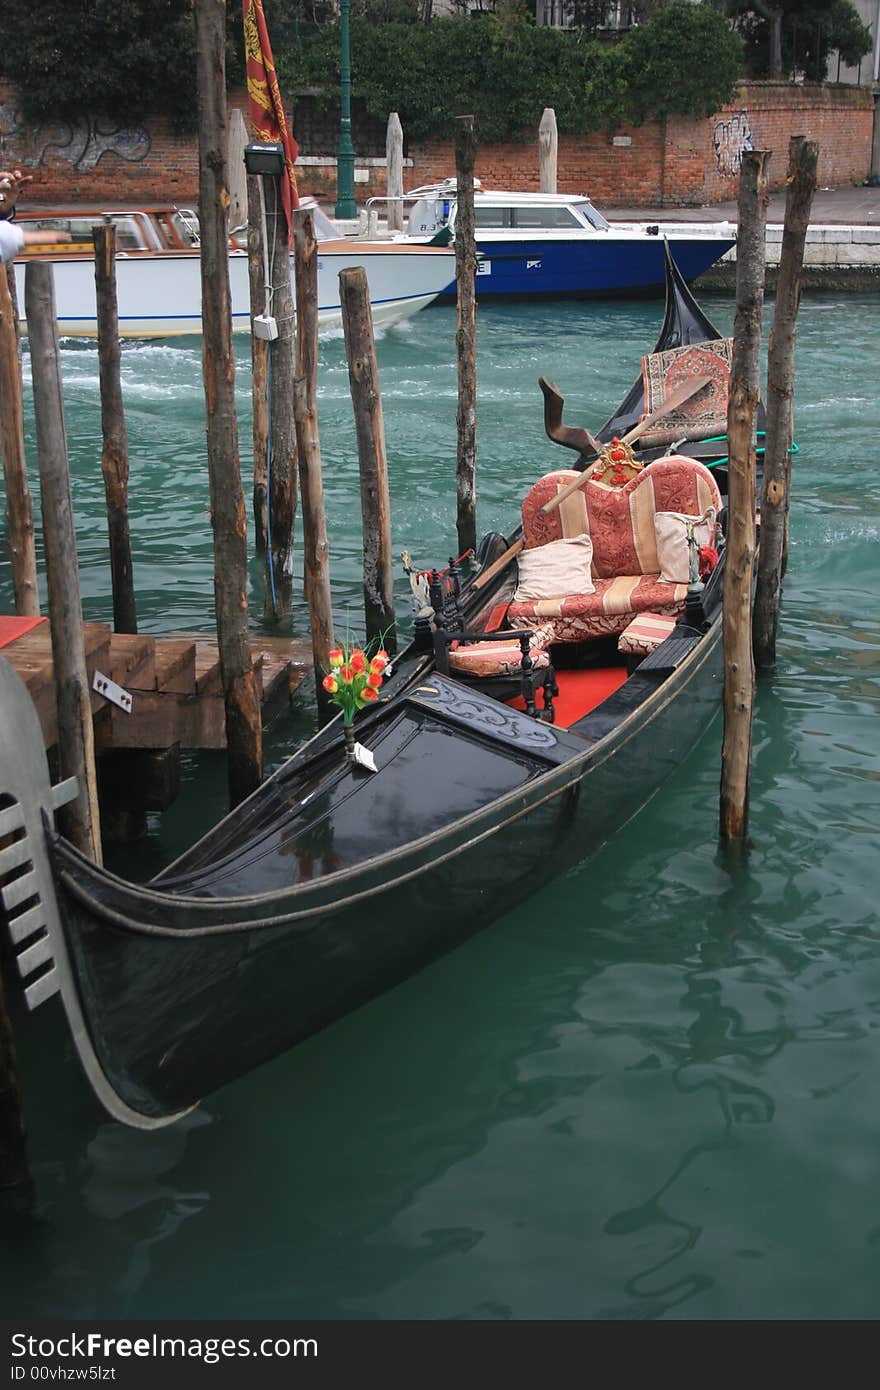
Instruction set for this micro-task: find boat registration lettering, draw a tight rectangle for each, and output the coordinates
[476,260,492,277]
[527,259,542,270]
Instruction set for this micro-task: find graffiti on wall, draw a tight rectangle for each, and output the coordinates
[0,102,151,170]
[712,112,754,179]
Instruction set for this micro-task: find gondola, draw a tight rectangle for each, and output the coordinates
[1,245,740,1130]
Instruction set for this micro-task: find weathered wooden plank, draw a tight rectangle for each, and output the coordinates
[107,632,156,691]
[94,691,223,751]
[3,622,309,751]
[150,639,197,694]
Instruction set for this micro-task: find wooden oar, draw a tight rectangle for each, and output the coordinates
[472,536,524,591]
[619,372,712,447]
[538,374,712,518]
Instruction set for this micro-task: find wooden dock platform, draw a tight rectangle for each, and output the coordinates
[0,619,312,752]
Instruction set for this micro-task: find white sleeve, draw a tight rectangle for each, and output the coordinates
[0,220,25,263]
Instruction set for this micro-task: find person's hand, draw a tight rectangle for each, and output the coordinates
[0,168,34,213]
[22,229,72,248]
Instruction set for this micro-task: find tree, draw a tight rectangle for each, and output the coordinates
[0,1,743,140]
[728,0,873,81]
[0,0,246,130]
[625,1,744,120]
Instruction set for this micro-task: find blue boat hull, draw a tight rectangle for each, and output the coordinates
[437,234,735,299]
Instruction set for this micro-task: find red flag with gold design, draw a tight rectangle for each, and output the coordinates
[242,0,300,236]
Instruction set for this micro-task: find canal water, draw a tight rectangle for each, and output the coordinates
[1,290,879,1320]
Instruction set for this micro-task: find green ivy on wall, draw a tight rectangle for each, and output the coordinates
[0,2,742,141]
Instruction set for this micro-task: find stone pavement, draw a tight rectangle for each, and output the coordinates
[601,182,880,226]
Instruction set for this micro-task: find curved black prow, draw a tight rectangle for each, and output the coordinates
[597,241,725,442]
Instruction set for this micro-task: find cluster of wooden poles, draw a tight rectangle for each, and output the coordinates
[721,136,818,843]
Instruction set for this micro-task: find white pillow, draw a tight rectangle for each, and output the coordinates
[513,534,595,601]
[654,507,717,584]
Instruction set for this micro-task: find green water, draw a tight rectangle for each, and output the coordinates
[2,293,879,1320]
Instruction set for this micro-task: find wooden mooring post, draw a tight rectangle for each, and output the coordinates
[25,262,103,864]
[92,222,138,634]
[720,149,771,844]
[194,0,262,807]
[539,108,558,194]
[753,136,818,672]
[227,108,249,236]
[262,175,298,621]
[0,267,40,617]
[386,113,404,233]
[246,171,269,553]
[454,115,478,558]
[339,266,397,653]
[292,207,335,716]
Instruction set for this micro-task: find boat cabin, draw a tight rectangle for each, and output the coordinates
[15,207,202,258]
[403,180,611,238]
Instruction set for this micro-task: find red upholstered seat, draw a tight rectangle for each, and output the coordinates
[507,457,722,642]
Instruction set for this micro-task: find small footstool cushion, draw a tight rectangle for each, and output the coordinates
[617,611,677,658]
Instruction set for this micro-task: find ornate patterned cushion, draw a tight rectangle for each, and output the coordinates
[639,338,733,447]
[519,459,722,581]
[448,621,555,678]
[617,611,678,657]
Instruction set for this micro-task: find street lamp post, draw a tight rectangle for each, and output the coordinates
[335,0,356,220]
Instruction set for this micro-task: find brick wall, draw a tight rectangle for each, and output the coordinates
[0,80,872,211]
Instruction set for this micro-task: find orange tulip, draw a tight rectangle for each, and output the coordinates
[367,671,382,689]
[350,650,367,673]
[361,686,378,702]
[329,648,344,668]
[322,674,338,694]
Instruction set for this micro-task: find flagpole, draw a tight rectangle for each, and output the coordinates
[335,0,356,220]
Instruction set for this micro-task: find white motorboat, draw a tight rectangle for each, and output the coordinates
[12,201,454,338]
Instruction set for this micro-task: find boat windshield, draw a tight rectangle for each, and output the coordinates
[574,201,610,230]
[228,200,341,250]
[473,204,583,230]
[18,214,152,252]
[310,204,342,241]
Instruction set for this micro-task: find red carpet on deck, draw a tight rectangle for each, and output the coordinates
[508,665,628,729]
[0,615,46,650]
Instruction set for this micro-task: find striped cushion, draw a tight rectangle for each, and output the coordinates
[448,621,554,678]
[617,611,678,656]
[509,575,686,643]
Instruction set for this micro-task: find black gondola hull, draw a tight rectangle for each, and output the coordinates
[47,617,722,1121]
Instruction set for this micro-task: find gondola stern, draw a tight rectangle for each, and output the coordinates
[0,656,193,1130]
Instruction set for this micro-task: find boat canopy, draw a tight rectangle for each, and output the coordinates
[404,185,612,237]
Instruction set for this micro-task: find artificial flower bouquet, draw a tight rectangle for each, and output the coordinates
[322,640,390,727]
